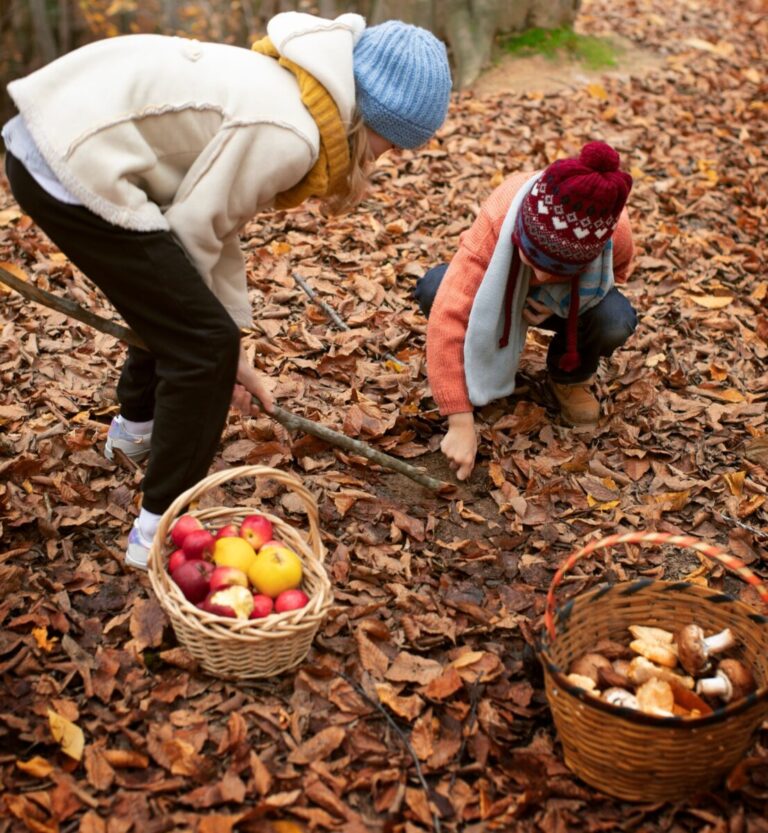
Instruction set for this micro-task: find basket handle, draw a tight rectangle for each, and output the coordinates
[159,464,324,561]
[545,531,768,641]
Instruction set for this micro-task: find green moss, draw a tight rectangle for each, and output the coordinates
[502,27,619,70]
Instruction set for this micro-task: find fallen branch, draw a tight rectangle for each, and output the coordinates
[293,271,405,369]
[0,264,453,494]
[0,265,146,348]
[270,403,451,494]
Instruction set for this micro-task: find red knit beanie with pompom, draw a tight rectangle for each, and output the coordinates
[514,141,632,275]
[510,141,633,371]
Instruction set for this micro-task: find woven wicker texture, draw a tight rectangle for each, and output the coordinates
[148,465,333,680]
[538,532,768,802]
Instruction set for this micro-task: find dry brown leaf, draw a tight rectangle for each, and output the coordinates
[288,726,346,765]
[47,709,85,761]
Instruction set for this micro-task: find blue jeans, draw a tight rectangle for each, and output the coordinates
[414,263,637,384]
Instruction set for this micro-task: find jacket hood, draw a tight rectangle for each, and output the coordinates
[266,12,365,124]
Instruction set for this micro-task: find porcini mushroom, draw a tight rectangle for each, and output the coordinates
[568,653,612,686]
[695,659,757,703]
[635,678,675,717]
[602,687,639,709]
[627,656,694,689]
[677,624,735,676]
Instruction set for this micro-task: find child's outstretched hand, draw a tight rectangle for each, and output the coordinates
[232,346,274,415]
[441,412,477,481]
[522,297,552,326]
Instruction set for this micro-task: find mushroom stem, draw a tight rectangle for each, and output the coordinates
[696,672,731,700]
[702,628,735,654]
[695,659,756,703]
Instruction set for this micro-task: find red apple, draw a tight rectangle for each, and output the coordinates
[171,513,204,548]
[182,528,215,560]
[168,549,187,573]
[171,559,214,604]
[203,585,254,619]
[250,593,274,619]
[274,588,309,613]
[215,523,241,540]
[239,514,273,550]
[209,565,249,593]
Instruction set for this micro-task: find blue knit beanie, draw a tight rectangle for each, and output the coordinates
[353,20,451,150]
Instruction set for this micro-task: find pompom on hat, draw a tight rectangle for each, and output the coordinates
[511,141,633,372]
[353,20,451,149]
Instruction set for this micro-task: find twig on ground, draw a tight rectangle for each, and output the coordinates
[716,512,768,538]
[0,265,146,348]
[270,403,453,494]
[293,271,405,369]
[0,264,453,493]
[293,271,350,332]
[338,671,442,833]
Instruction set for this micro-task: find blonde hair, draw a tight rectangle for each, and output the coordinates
[325,110,375,215]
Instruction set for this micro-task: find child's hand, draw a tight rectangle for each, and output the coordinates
[234,347,274,414]
[522,297,552,326]
[442,412,477,481]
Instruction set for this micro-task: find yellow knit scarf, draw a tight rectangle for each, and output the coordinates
[251,36,351,209]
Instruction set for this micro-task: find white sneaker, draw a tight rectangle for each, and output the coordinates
[105,416,152,463]
[125,524,152,571]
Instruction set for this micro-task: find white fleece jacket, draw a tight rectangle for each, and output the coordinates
[6,13,365,327]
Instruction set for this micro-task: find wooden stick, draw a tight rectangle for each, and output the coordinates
[0,264,453,494]
[293,271,405,369]
[270,403,452,494]
[0,265,147,348]
[293,272,349,332]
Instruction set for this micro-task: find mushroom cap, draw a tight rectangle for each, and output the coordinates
[636,678,675,716]
[566,673,598,692]
[719,659,757,701]
[630,638,679,668]
[602,687,639,709]
[629,625,674,645]
[569,652,612,685]
[598,663,631,690]
[676,624,708,676]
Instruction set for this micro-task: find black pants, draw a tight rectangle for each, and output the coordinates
[6,152,240,513]
[415,263,637,384]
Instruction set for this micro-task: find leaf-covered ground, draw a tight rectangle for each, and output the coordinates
[1,0,768,830]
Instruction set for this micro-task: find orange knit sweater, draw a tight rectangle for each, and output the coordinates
[426,172,635,415]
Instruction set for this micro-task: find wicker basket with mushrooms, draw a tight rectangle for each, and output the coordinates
[566,623,757,718]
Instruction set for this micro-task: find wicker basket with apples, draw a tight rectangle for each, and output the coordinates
[148,465,332,680]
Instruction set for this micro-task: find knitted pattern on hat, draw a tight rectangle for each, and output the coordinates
[353,20,451,149]
[515,141,632,275]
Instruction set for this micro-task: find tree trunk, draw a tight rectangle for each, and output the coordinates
[442,0,501,89]
[262,0,583,88]
[58,0,71,54]
[28,0,58,63]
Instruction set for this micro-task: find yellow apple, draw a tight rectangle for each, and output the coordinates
[212,536,256,573]
[248,544,303,598]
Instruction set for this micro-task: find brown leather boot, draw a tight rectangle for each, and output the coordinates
[549,376,600,425]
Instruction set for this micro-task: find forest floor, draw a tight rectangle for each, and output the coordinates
[1,0,768,831]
